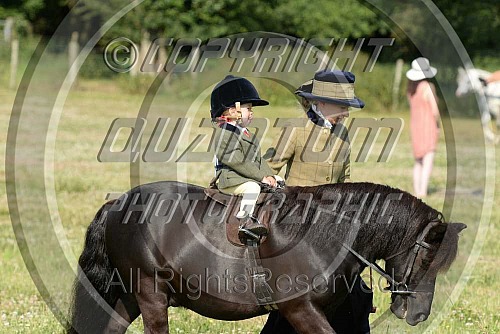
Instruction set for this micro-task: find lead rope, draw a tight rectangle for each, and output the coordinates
[246,239,279,311]
[369,267,377,313]
[369,267,373,290]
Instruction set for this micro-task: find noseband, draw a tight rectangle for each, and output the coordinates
[342,220,440,296]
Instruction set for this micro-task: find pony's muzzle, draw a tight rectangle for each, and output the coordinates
[406,312,428,326]
[390,296,407,319]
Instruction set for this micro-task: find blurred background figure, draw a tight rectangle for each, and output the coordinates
[406,57,440,198]
[456,67,500,143]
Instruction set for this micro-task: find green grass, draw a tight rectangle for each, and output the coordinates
[0,51,499,333]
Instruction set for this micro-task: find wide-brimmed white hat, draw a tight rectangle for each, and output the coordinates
[406,57,437,81]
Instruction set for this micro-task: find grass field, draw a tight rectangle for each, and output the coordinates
[0,62,498,333]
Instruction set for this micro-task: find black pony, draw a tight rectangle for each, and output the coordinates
[68,181,465,333]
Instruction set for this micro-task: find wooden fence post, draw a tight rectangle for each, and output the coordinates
[158,39,171,86]
[68,31,79,86]
[131,30,150,76]
[392,59,404,112]
[4,17,14,42]
[9,37,19,89]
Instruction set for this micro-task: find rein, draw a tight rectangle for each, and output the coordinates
[342,220,439,296]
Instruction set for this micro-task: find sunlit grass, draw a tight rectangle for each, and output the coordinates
[0,64,498,334]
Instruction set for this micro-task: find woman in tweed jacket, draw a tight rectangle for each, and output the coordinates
[264,70,373,334]
[267,70,364,186]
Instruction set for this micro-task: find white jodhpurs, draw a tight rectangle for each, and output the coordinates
[219,181,261,218]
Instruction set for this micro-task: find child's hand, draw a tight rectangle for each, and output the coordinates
[261,176,277,187]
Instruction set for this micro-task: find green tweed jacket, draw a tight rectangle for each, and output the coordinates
[214,123,275,190]
[267,118,351,186]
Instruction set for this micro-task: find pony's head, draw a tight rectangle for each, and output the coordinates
[456,67,487,97]
[384,221,466,326]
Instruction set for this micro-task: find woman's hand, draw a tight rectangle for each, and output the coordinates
[261,176,277,187]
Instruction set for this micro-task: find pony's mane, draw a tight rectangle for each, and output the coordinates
[273,182,444,259]
[462,68,492,81]
[470,68,492,79]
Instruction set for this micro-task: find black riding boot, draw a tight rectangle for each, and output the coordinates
[238,216,268,243]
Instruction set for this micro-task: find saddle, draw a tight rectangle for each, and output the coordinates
[204,188,278,247]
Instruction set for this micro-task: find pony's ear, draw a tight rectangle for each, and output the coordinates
[426,223,447,244]
[450,222,467,233]
[428,223,466,243]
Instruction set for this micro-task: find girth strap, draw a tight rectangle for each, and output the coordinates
[246,240,279,311]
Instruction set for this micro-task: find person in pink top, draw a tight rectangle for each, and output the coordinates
[406,57,440,198]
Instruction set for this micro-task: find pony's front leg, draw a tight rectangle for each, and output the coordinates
[480,108,496,142]
[494,105,500,144]
[280,301,335,334]
[105,294,141,333]
[135,276,170,334]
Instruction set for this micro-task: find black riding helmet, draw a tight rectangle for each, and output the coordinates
[210,75,269,119]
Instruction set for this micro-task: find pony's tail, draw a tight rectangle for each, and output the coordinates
[68,201,120,333]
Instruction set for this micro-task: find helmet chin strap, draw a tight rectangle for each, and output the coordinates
[214,101,243,124]
[232,102,243,125]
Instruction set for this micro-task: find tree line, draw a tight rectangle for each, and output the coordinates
[1,0,498,60]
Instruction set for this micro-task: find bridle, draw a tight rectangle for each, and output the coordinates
[342,220,441,296]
